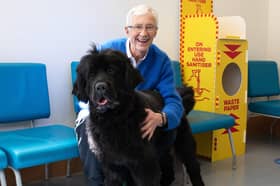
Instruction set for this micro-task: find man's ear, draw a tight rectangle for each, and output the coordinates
[124,26,129,35]
[125,60,143,90]
[72,55,91,102]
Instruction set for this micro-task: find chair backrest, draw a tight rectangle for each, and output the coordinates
[171,61,183,87]
[0,63,50,123]
[71,61,80,113]
[248,60,280,97]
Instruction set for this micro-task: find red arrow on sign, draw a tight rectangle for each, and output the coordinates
[224,51,242,59]
[225,44,240,51]
[224,44,241,59]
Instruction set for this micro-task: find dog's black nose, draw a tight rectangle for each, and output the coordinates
[95,82,108,94]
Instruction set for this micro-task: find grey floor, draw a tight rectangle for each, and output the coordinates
[25,137,280,186]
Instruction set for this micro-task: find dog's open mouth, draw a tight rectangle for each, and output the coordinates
[97,97,108,106]
[94,95,119,113]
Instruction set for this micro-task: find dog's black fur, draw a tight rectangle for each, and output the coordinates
[72,46,204,186]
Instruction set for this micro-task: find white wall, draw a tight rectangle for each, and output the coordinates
[0,0,278,126]
[0,0,179,126]
[214,0,269,59]
[267,0,280,62]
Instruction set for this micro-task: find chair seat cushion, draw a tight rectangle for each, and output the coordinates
[188,110,235,134]
[249,100,280,117]
[0,150,7,169]
[0,125,79,169]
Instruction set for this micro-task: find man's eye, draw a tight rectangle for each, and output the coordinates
[135,25,143,29]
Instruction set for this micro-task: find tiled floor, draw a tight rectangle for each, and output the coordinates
[25,137,280,186]
[200,136,280,186]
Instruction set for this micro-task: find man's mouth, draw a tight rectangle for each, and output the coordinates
[137,37,149,44]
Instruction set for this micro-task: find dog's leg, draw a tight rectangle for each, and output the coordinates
[128,156,161,186]
[175,118,205,186]
[103,164,126,186]
[159,151,175,186]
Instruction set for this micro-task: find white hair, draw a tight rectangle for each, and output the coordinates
[126,4,158,26]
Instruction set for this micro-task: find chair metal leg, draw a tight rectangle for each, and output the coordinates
[227,128,237,169]
[9,166,23,186]
[270,118,278,141]
[45,162,72,179]
[66,159,71,177]
[0,170,7,186]
[45,164,49,180]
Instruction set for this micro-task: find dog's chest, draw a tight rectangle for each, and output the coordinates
[86,116,144,159]
[85,123,102,157]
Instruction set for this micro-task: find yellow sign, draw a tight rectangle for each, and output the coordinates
[180,0,213,16]
[180,14,218,111]
[180,0,248,162]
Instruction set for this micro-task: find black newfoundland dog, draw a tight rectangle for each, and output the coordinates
[72,46,204,186]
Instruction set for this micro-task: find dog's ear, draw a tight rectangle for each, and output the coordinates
[125,60,144,90]
[72,55,91,102]
[72,45,100,101]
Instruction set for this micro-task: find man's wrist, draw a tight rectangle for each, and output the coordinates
[160,112,167,127]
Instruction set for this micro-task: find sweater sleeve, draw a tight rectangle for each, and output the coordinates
[157,58,184,130]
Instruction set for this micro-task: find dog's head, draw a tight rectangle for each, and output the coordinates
[72,45,143,113]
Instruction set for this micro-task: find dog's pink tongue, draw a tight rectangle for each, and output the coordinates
[98,98,108,105]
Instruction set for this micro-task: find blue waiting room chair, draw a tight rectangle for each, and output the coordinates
[71,62,81,114]
[171,61,236,169]
[248,60,280,138]
[0,63,79,186]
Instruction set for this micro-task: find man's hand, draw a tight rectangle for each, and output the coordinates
[140,108,162,141]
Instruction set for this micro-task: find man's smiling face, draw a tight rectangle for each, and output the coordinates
[125,12,158,60]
